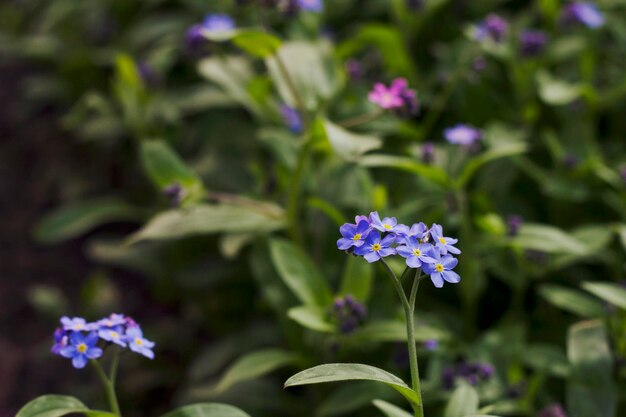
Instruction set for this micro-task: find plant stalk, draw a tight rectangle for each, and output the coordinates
[92,359,122,417]
[381,259,424,417]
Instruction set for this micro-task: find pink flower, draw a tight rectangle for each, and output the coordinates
[368,78,418,115]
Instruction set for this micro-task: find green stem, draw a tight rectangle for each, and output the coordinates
[338,109,384,128]
[273,52,309,128]
[409,270,424,313]
[380,259,424,417]
[286,138,312,245]
[91,360,122,417]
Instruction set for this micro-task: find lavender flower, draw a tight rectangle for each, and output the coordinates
[98,326,127,347]
[519,29,548,57]
[330,294,367,334]
[354,233,396,263]
[474,14,509,42]
[423,339,439,350]
[442,361,494,390]
[337,220,371,251]
[280,105,303,134]
[422,253,460,288]
[429,223,461,255]
[202,14,236,34]
[562,2,604,28]
[297,0,324,12]
[163,183,186,207]
[51,328,68,355]
[443,124,482,146]
[395,222,428,243]
[59,332,103,369]
[422,142,435,164]
[60,317,96,332]
[126,327,156,359]
[370,212,400,233]
[396,237,437,268]
[506,215,523,237]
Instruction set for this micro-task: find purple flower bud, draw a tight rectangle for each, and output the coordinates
[163,183,186,207]
[507,215,523,237]
[562,2,604,29]
[345,59,363,80]
[333,297,346,310]
[137,62,159,87]
[422,142,435,164]
[478,363,494,379]
[280,105,303,134]
[423,339,439,351]
[443,124,482,146]
[519,29,548,57]
[475,14,509,42]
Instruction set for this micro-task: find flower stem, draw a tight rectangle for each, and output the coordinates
[380,259,424,417]
[338,109,384,128]
[91,360,122,417]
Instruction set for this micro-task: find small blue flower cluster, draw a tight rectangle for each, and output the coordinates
[330,295,367,334]
[337,212,461,288]
[52,314,155,369]
[442,361,494,390]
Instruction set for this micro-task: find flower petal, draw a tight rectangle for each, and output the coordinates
[442,270,461,284]
[72,354,88,369]
[364,251,381,263]
[430,272,444,288]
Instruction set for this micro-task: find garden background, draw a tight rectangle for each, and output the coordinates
[1,1,626,417]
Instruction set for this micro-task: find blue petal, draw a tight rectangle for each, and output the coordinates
[339,223,357,238]
[337,238,354,250]
[442,255,458,269]
[396,245,413,258]
[59,346,76,358]
[378,247,396,257]
[72,354,88,369]
[86,347,103,359]
[364,251,381,263]
[442,270,461,284]
[430,272,444,288]
[406,256,421,268]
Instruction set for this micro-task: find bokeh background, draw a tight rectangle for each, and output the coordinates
[2,1,626,417]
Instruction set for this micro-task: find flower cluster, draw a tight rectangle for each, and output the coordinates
[337,212,461,288]
[329,295,367,334]
[52,314,155,369]
[442,361,494,390]
[443,124,483,146]
[562,2,604,29]
[368,78,418,116]
[474,14,509,43]
[519,29,548,57]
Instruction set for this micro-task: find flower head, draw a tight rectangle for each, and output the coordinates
[443,124,482,146]
[423,339,439,351]
[562,2,604,28]
[126,327,155,359]
[60,317,96,332]
[506,215,523,237]
[474,14,509,42]
[422,252,460,288]
[395,222,428,243]
[428,224,461,255]
[51,327,68,355]
[443,361,494,390]
[396,237,437,268]
[370,212,399,233]
[354,233,396,263]
[59,331,103,369]
[297,0,324,12]
[202,14,236,33]
[368,78,418,115]
[422,142,435,164]
[97,313,127,329]
[519,29,548,57]
[337,220,372,251]
[330,294,367,334]
[185,24,206,50]
[280,105,303,134]
[98,325,127,347]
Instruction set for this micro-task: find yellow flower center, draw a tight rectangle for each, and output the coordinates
[383,224,392,230]
[412,249,422,256]
[77,343,87,353]
[73,324,83,331]
[435,263,444,272]
[111,331,119,338]
[438,237,446,244]
[135,338,143,346]
[353,233,361,240]
[372,243,382,251]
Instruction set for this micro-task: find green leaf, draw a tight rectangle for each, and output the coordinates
[581,282,626,310]
[284,363,420,406]
[269,238,332,307]
[340,255,374,302]
[318,383,393,417]
[129,203,285,243]
[34,198,144,244]
[567,320,615,417]
[287,305,336,333]
[372,399,413,417]
[16,395,115,417]
[359,154,449,187]
[523,343,570,377]
[160,403,251,417]
[214,348,301,394]
[233,30,282,58]
[539,285,607,318]
[321,120,382,162]
[140,140,202,191]
[536,70,583,106]
[512,224,588,255]
[444,383,479,417]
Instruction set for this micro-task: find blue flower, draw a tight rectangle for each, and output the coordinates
[563,2,604,28]
[297,0,324,12]
[370,212,399,233]
[126,327,155,359]
[443,124,482,146]
[395,222,428,244]
[51,327,68,355]
[354,233,396,263]
[422,253,460,288]
[280,105,303,134]
[61,316,96,332]
[96,313,127,329]
[429,223,461,255]
[59,331,103,369]
[337,220,371,250]
[423,339,439,351]
[98,325,127,347]
[396,237,437,268]
[202,14,236,33]
[474,14,509,42]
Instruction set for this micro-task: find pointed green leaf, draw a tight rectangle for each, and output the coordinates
[269,238,332,307]
[539,285,607,318]
[34,198,144,244]
[360,154,449,187]
[16,395,115,417]
[444,383,479,417]
[567,320,615,417]
[129,203,284,243]
[512,224,588,255]
[214,348,301,394]
[140,140,202,191]
[581,282,626,310]
[322,120,382,162]
[284,363,420,406]
[287,305,336,333]
[372,399,413,417]
[233,30,282,58]
[160,403,251,417]
[536,70,583,105]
